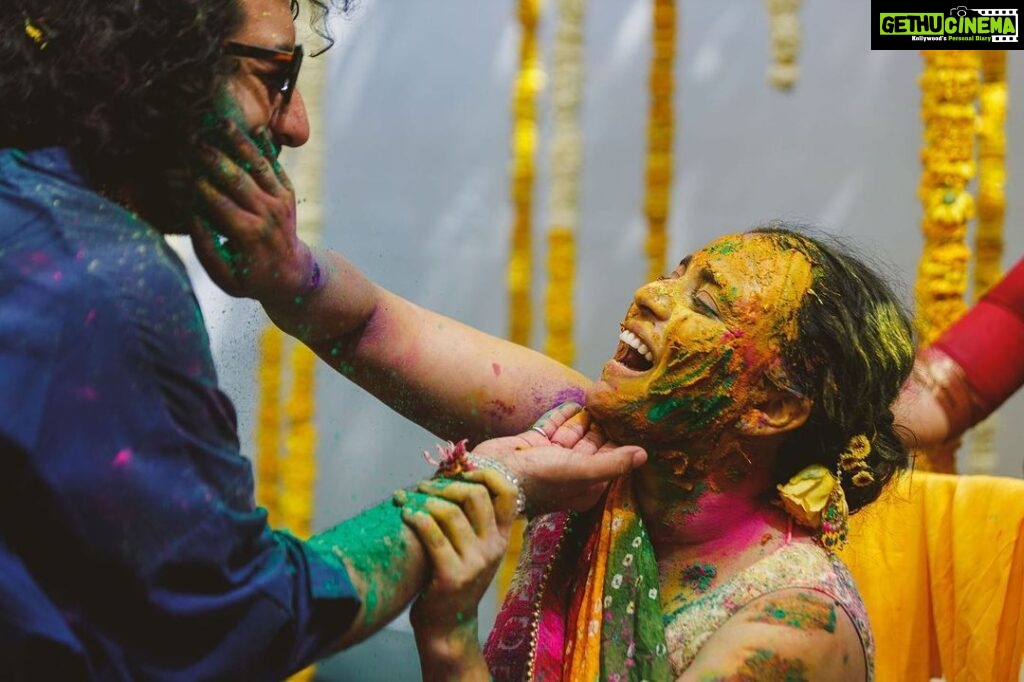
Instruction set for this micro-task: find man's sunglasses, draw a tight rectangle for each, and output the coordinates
[223,42,304,107]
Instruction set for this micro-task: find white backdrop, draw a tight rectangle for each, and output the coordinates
[177,1,1024,678]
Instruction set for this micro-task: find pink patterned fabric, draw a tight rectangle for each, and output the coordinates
[483,479,671,680]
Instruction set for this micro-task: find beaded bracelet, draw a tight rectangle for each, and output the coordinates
[466,454,528,518]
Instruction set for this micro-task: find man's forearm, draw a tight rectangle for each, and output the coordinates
[308,494,429,650]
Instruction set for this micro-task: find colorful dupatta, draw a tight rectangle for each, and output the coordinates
[485,477,670,681]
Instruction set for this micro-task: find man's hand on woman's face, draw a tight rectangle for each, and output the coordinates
[190,119,316,303]
[471,402,648,516]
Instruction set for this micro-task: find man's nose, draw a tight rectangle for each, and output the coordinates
[272,88,310,148]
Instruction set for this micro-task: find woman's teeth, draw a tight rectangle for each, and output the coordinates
[619,329,654,363]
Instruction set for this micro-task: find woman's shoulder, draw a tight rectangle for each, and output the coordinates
[703,540,858,613]
[741,541,873,662]
[665,541,874,679]
[676,584,870,681]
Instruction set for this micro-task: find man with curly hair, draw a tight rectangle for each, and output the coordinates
[0,0,647,679]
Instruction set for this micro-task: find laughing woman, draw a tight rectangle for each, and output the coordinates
[194,135,914,680]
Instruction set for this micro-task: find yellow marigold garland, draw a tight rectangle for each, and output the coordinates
[281,343,318,538]
[545,229,576,363]
[544,0,584,366]
[975,51,1006,301]
[508,0,545,347]
[644,0,677,283]
[280,339,319,682]
[256,325,286,525]
[257,338,319,677]
[765,0,802,90]
[498,0,546,604]
[914,50,980,472]
[915,50,979,347]
[965,50,1007,475]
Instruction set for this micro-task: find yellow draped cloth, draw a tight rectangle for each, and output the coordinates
[839,472,1024,681]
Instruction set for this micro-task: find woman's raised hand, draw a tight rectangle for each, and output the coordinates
[190,120,317,304]
[471,402,648,515]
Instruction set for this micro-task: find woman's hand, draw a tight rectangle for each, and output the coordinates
[398,469,517,681]
[189,120,317,304]
[471,402,647,515]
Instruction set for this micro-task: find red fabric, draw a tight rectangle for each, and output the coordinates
[934,257,1024,421]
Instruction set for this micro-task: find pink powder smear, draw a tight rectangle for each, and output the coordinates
[76,386,98,401]
[111,448,132,469]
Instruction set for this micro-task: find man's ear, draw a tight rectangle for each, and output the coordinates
[734,394,812,437]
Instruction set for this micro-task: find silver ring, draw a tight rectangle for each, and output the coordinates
[530,425,548,437]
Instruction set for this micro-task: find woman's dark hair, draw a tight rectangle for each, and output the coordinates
[0,0,349,230]
[755,225,916,513]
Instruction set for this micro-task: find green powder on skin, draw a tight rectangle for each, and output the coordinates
[647,392,733,429]
[681,562,717,592]
[732,648,810,681]
[647,348,737,434]
[194,89,285,269]
[677,482,708,516]
[669,353,725,387]
[308,490,433,626]
[752,593,837,634]
[704,238,740,256]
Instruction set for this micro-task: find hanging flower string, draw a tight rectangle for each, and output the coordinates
[765,0,802,91]
[499,0,547,606]
[281,343,318,540]
[508,0,545,347]
[914,50,980,472]
[498,0,546,603]
[256,324,286,525]
[544,0,585,366]
[966,50,1007,475]
[644,0,677,283]
[974,50,1006,304]
[915,50,979,349]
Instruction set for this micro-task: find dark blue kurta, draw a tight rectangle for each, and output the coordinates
[0,148,359,681]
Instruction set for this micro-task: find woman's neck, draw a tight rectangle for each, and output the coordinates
[632,444,784,551]
[633,441,809,610]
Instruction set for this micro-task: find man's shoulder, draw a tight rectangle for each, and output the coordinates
[0,149,203,356]
[1,148,194,301]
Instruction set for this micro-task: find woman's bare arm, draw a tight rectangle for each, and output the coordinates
[192,126,590,444]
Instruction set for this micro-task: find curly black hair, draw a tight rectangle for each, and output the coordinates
[756,225,916,513]
[0,0,351,230]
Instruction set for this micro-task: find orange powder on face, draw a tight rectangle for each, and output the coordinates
[591,234,814,453]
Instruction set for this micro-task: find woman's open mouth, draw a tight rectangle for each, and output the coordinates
[614,329,655,372]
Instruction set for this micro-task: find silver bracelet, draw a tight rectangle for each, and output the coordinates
[466,454,527,517]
